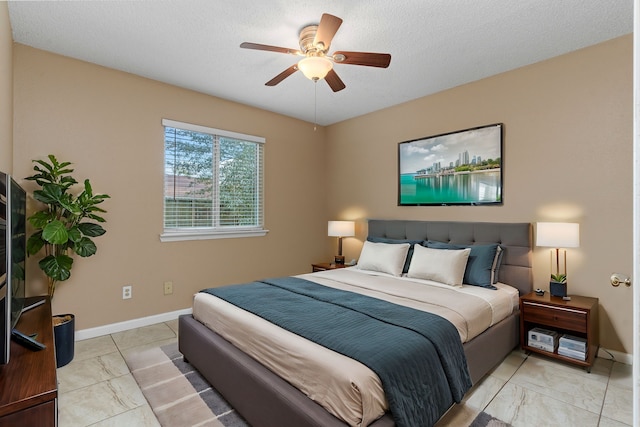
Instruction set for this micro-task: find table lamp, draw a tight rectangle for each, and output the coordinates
[536,222,580,297]
[328,221,355,264]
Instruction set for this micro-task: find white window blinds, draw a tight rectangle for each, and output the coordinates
[161,119,266,241]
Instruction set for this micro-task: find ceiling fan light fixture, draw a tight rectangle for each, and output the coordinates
[240,13,390,91]
[298,56,333,81]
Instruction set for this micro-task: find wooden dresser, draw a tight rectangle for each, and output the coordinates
[0,297,57,427]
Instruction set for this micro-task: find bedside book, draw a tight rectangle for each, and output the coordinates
[559,334,587,353]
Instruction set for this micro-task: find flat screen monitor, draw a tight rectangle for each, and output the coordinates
[0,172,27,364]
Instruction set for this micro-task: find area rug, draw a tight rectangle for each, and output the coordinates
[124,342,248,426]
[469,411,512,427]
[125,341,510,427]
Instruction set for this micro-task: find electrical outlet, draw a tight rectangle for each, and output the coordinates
[122,285,132,299]
[164,281,173,295]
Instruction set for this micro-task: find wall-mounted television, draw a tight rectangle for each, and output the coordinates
[0,171,27,364]
[398,123,503,206]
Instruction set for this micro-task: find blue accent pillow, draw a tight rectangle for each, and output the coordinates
[367,237,423,274]
[492,246,504,284]
[424,241,500,289]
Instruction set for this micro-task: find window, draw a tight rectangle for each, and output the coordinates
[160,119,267,242]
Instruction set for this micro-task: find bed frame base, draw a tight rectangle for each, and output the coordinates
[179,312,519,427]
[179,314,395,427]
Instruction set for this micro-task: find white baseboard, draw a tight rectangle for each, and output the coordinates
[75,307,193,341]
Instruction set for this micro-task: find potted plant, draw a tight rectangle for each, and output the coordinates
[550,273,567,298]
[25,155,110,367]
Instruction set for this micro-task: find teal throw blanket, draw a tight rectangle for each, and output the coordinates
[202,276,471,427]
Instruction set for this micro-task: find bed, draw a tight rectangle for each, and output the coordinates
[179,220,532,427]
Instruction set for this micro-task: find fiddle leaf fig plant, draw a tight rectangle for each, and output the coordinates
[25,155,110,298]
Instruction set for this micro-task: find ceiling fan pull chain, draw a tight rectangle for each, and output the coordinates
[314,80,318,131]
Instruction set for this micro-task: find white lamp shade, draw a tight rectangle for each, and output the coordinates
[298,56,333,80]
[536,222,580,248]
[328,221,355,237]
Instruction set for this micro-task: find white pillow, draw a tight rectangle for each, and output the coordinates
[356,241,410,277]
[407,245,471,286]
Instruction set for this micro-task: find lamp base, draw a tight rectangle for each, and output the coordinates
[550,281,567,297]
[334,255,345,265]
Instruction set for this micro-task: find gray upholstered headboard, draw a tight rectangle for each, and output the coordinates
[367,220,533,295]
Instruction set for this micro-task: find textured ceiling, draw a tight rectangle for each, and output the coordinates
[7,0,633,126]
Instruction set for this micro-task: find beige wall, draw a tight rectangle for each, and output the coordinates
[10,33,634,354]
[0,2,12,172]
[326,35,633,353]
[12,44,329,329]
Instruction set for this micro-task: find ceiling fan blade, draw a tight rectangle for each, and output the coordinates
[313,13,343,50]
[325,69,346,92]
[333,51,391,68]
[265,65,299,86]
[240,42,301,56]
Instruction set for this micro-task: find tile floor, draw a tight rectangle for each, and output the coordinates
[57,319,633,427]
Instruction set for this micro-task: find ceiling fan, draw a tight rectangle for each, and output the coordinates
[240,13,391,92]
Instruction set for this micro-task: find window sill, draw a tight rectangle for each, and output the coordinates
[160,228,269,242]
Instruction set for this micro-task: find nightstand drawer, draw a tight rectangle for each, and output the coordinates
[522,301,587,333]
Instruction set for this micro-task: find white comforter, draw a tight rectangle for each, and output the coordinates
[192,268,519,427]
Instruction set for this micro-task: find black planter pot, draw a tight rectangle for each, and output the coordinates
[53,314,75,368]
[549,281,567,298]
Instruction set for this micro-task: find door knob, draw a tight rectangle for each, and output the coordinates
[610,273,631,287]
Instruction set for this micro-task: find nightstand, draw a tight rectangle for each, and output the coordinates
[520,292,599,372]
[311,262,349,272]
